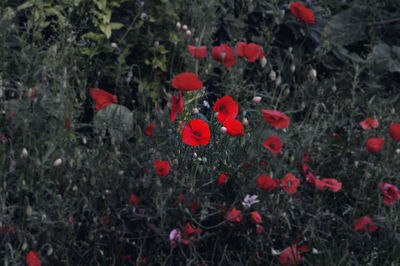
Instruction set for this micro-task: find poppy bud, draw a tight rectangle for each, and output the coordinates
[53,158,62,167]
[176,22,181,29]
[20,148,28,159]
[182,25,188,31]
[67,37,73,43]
[275,76,282,86]
[73,186,78,191]
[252,96,262,104]
[290,64,296,73]
[260,56,267,67]
[309,69,317,80]
[154,41,159,47]
[193,152,198,158]
[192,108,199,114]
[173,159,179,165]
[214,112,219,118]
[332,85,337,92]
[220,127,227,134]
[118,170,124,176]
[396,148,400,154]
[391,108,395,114]
[111,42,118,49]
[288,47,293,53]
[242,118,249,126]
[185,30,191,36]
[26,206,32,217]
[269,70,276,81]
[82,137,87,145]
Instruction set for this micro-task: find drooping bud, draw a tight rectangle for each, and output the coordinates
[260,57,267,67]
[242,118,249,126]
[185,30,191,36]
[176,22,181,29]
[220,127,227,134]
[111,42,118,49]
[269,70,276,81]
[290,64,296,73]
[182,25,188,31]
[20,148,28,159]
[309,68,317,80]
[53,158,62,167]
[252,96,262,104]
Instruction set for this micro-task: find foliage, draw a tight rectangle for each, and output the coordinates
[1,0,400,265]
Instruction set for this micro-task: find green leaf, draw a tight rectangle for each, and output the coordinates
[93,104,134,143]
[109,22,124,30]
[322,7,368,46]
[100,24,112,39]
[367,42,400,73]
[17,0,35,11]
[81,32,105,42]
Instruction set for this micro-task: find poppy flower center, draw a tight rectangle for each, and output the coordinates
[194,132,201,137]
[219,106,225,111]
[287,180,292,187]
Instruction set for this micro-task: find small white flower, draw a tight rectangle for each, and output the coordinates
[53,158,62,167]
[203,100,210,108]
[20,148,28,159]
[242,194,260,208]
[111,42,118,49]
[312,248,319,254]
[192,108,199,114]
[252,96,262,104]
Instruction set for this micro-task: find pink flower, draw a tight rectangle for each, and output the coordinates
[379,183,400,206]
[226,206,242,222]
[279,246,301,265]
[359,118,379,130]
[353,216,378,232]
[169,229,182,248]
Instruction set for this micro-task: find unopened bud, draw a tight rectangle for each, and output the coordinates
[53,158,62,167]
[192,108,199,114]
[309,69,317,80]
[290,64,296,73]
[391,108,395,115]
[173,159,179,165]
[82,137,87,145]
[252,96,262,104]
[182,25,188,31]
[275,76,282,87]
[118,170,124,176]
[111,42,118,49]
[396,148,400,154]
[332,85,337,92]
[354,161,359,168]
[214,112,219,118]
[288,47,293,53]
[220,127,227,134]
[269,70,276,81]
[260,57,267,67]
[185,30,191,36]
[20,148,28,159]
[176,22,181,29]
[242,118,249,126]
[26,206,32,217]
[154,41,159,47]
[66,38,73,43]
[193,152,198,158]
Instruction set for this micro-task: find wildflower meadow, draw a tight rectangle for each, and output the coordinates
[1,0,400,265]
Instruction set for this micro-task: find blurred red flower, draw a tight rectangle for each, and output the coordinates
[90,88,118,110]
[389,123,400,141]
[282,173,300,194]
[171,93,183,122]
[365,137,384,153]
[172,72,203,91]
[235,42,264,62]
[262,110,290,129]
[26,251,41,266]
[182,222,203,245]
[101,216,110,225]
[250,211,262,224]
[223,119,245,136]
[379,183,400,206]
[213,96,239,123]
[212,44,237,67]
[180,119,211,146]
[290,2,315,24]
[189,201,200,213]
[188,45,207,58]
[263,135,283,155]
[256,225,263,234]
[144,123,155,137]
[25,88,37,98]
[217,173,230,185]
[278,245,301,266]
[353,216,378,232]
[315,178,342,192]
[129,194,139,205]
[154,160,170,176]
[359,118,379,130]
[256,175,280,191]
[226,206,242,222]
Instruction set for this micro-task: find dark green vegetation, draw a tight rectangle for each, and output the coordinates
[1,0,400,265]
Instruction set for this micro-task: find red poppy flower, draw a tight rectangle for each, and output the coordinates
[300,153,317,185]
[182,222,203,245]
[353,216,378,232]
[263,135,283,155]
[129,194,139,205]
[389,123,400,141]
[171,93,183,122]
[172,72,203,91]
[359,118,379,130]
[101,216,110,225]
[379,183,400,206]
[211,44,237,67]
[256,175,280,191]
[223,119,245,136]
[279,246,301,266]
[262,110,290,129]
[189,201,200,213]
[226,206,242,222]
[235,42,264,62]
[180,119,211,146]
[144,123,155,137]
[213,96,239,123]
[282,173,300,194]
[188,45,207,58]
[256,225,263,234]
[90,88,118,110]
[26,251,41,266]
[315,178,342,192]
[217,173,230,185]
[290,2,315,24]
[154,160,170,176]
[25,88,37,98]
[365,137,384,153]
[250,211,262,224]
